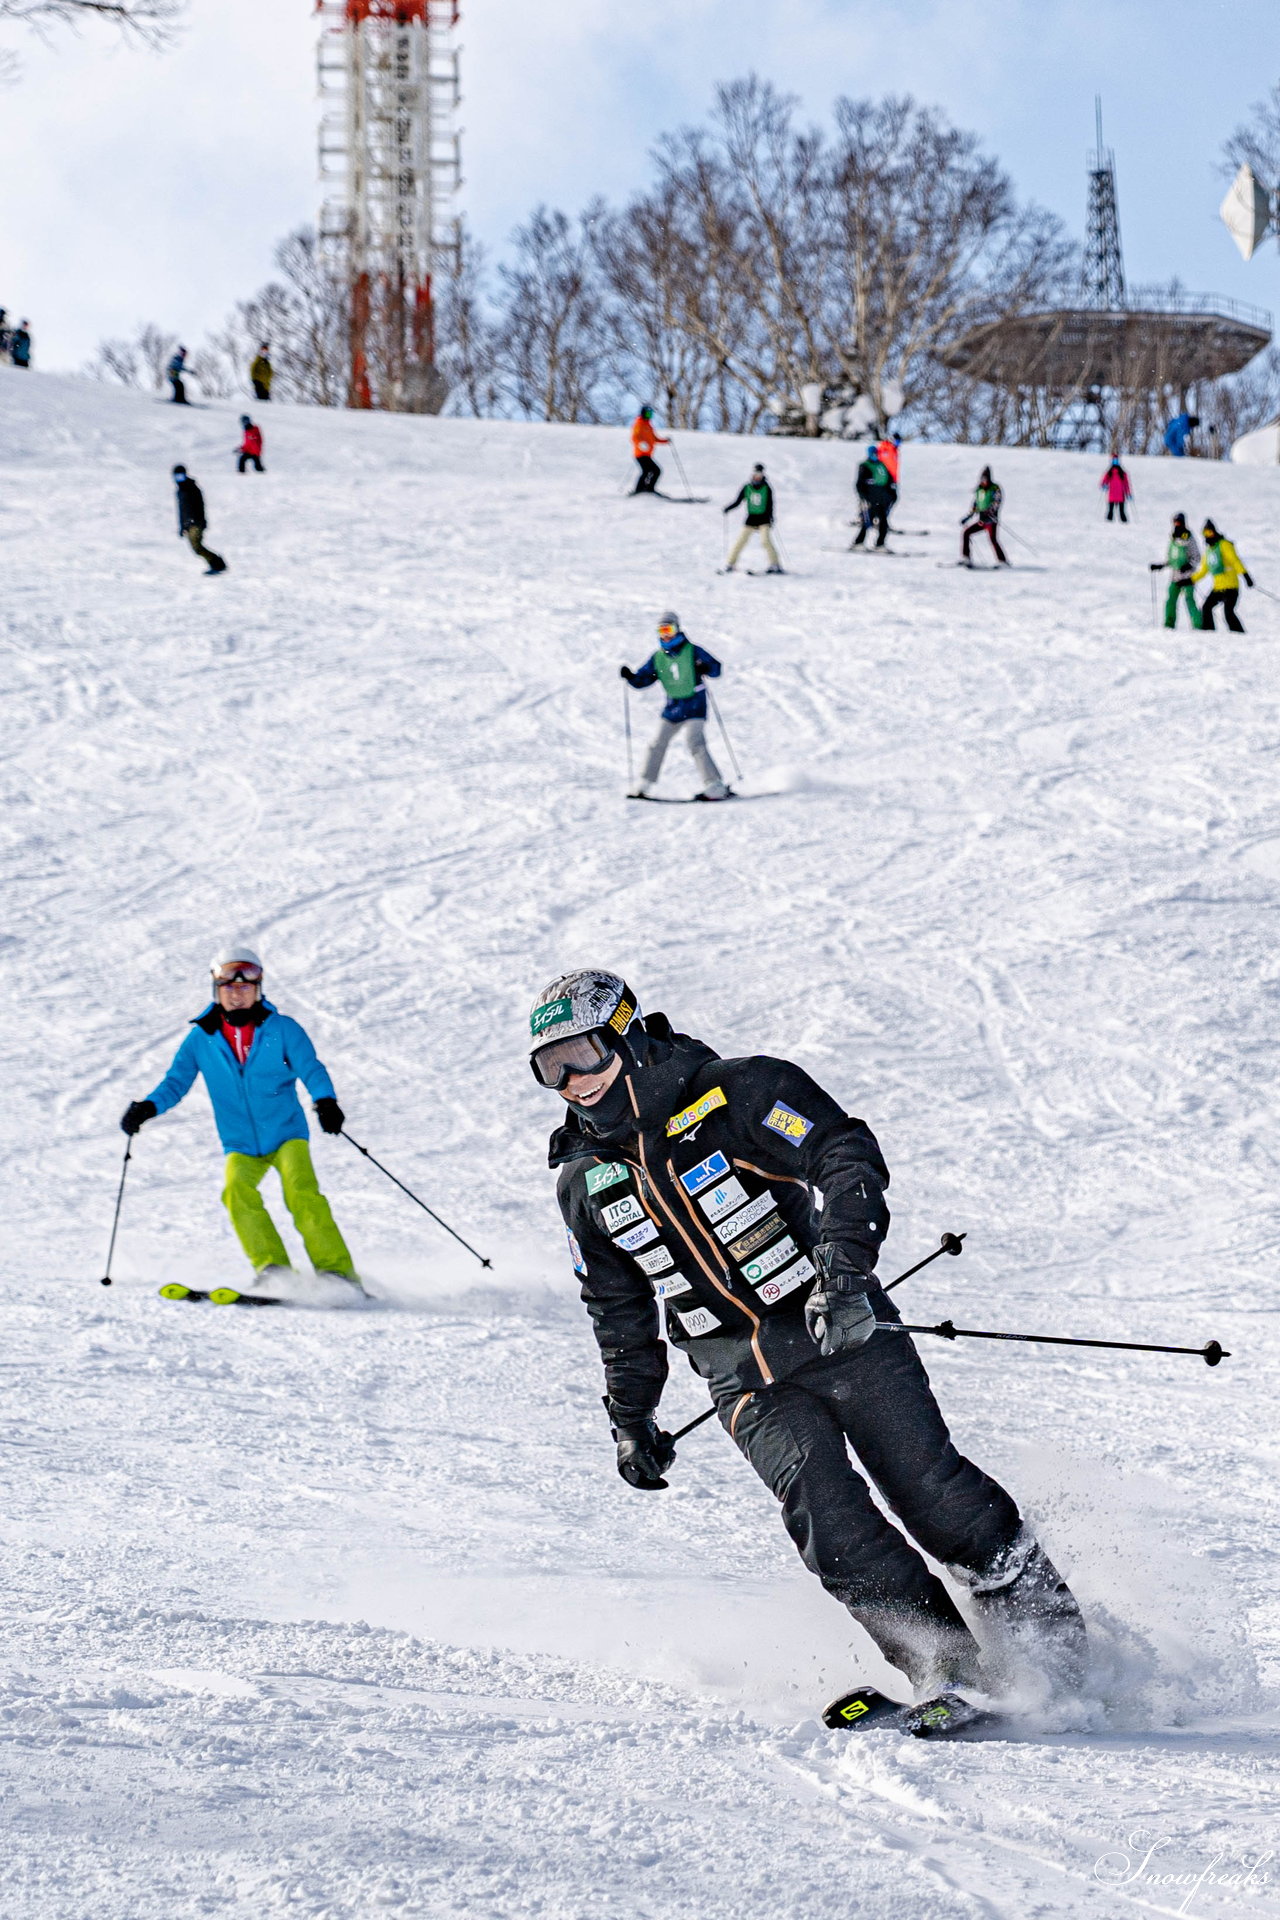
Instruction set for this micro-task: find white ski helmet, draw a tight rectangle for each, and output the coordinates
[210,946,264,996]
[529,969,642,1085]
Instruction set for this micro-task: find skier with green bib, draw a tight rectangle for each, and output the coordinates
[1149,513,1201,630]
[620,614,730,802]
[722,464,782,573]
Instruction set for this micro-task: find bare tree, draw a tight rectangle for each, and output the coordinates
[1223,81,1280,182]
[492,204,615,422]
[84,319,176,390]
[0,0,180,36]
[438,222,502,418]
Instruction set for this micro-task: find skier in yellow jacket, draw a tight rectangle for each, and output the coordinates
[1193,521,1253,632]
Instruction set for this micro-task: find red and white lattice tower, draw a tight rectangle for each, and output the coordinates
[316,1,462,410]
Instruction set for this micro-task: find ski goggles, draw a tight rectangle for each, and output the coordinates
[657,623,679,640]
[530,1029,617,1091]
[213,963,263,986]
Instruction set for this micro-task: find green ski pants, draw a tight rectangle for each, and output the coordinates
[1165,579,1200,629]
[221,1137,355,1276]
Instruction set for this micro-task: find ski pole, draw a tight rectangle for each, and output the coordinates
[707,689,743,783]
[669,438,694,502]
[667,1230,967,1440]
[99,1138,133,1287]
[873,1319,1229,1367]
[341,1131,493,1267]
[623,684,633,785]
[1000,522,1038,557]
[1149,569,1157,626]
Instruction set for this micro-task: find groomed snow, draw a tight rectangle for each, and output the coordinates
[3,367,1280,1917]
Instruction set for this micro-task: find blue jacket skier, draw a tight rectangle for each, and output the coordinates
[620,613,729,802]
[119,947,358,1284]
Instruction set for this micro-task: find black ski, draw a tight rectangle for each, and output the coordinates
[159,1283,282,1307]
[635,491,709,504]
[628,792,738,806]
[822,1685,999,1740]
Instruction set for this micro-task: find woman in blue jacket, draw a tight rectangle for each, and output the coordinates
[121,948,358,1284]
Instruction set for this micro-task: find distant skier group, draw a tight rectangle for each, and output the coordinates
[0,309,32,367]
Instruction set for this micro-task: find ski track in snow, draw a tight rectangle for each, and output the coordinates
[3,369,1280,1916]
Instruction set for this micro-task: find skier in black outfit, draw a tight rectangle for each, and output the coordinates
[852,445,892,548]
[530,969,1086,1705]
[172,465,226,574]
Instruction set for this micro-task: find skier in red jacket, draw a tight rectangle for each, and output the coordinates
[237,416,265,474]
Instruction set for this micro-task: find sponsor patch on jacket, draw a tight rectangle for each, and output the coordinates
[713,1188,776,1242]
[679,1149,730,1197]
[755,1256,814,1306]
[763,1101,813,1145]
[697,1176,748,1225]
[531,996,572,1038]
[666,1087,727,1137]
[585,1161,629,1196]
[741,1236,798,1285]
[566,1229,587,1277]
[725,1211,785,1261]
[602,1194,646,1233]
[607,997,635,1033]
[656,1271,693,1299]
[675,1305,720,1338]
[615,1219,658,1253]
[635,1244,674,1276]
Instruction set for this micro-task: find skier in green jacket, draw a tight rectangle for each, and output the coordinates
[1149,513,1201,630]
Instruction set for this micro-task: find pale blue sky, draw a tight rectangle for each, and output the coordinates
[3,0,1278,370]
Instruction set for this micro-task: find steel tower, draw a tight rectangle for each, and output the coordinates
[1082,97,1126,310]
[316,0,462,410]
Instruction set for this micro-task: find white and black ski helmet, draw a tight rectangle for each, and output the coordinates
[529,969,641,1057]
[210,946,264,995]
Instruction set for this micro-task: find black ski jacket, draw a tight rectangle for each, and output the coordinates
[175,476,206,533]
[548,1015,890,1423]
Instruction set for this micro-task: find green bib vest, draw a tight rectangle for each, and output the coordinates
[744,481,770,516]
[652,641,698,700]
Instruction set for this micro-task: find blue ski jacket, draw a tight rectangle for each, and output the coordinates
[145,1001,336,1158]
[627,639,722,722]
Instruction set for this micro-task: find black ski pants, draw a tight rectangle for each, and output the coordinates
[962,520,1008,565]
[237,452,264,473]
[633,455,661,494]
[1106,499,1128,522]
[169,375,187,405]
[717,1319,1022,1688]
[1200,587,1243,632]
[853,503,889,548]
[252,379,271,401]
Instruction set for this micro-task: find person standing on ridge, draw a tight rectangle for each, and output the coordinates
[527,968,1086,1717]
[853,444,893,549]
[631,406,668,494]
[237,416,264,473]
[1149,513,1201,630]
[620,613,730,801]
[172,465,226,575]
[120,948,360,1290]
[1193,520,1253,632]
[1163,412,1198,458]
[960,468,1008,566]
[250,343,273,401]
[9,319,31,368]
[1100,456,1133,523]
[167,346,189,405]
[722,463,782,573]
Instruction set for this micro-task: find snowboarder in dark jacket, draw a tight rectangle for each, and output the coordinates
[172,465,226,574]
[10,320,32,368]
[167,346,188,405]
[722,464,781,572]
[852,445,893,548]
[529,970,1086,1706]
[620,613,729,801]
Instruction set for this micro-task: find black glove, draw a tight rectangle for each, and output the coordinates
[315,1096,345,1135]
[1245,573,1255,589]
[620,665,640,686]
[1148,562,1163,572]
[120,1099,156,1136]
[614,1416,676,1491]
[804,1244,877,1357]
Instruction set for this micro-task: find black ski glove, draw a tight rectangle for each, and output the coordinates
[614,1416,676,1491]
[1245,573,1255,589]
[620,665,641,686]
[120,1099,156,1136]
[805,1244,876,1357]
[315,1096,345,1134]
[1148,562,1164,572]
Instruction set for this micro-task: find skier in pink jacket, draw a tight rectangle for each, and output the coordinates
[1100,457,1133,523]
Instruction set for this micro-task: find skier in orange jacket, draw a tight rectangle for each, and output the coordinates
[631,406,669,494]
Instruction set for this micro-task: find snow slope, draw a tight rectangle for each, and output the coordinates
[3,367,1280,1917]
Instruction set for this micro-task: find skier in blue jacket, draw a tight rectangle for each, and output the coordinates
[120,947,358,1285]
[620,612,730,802]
